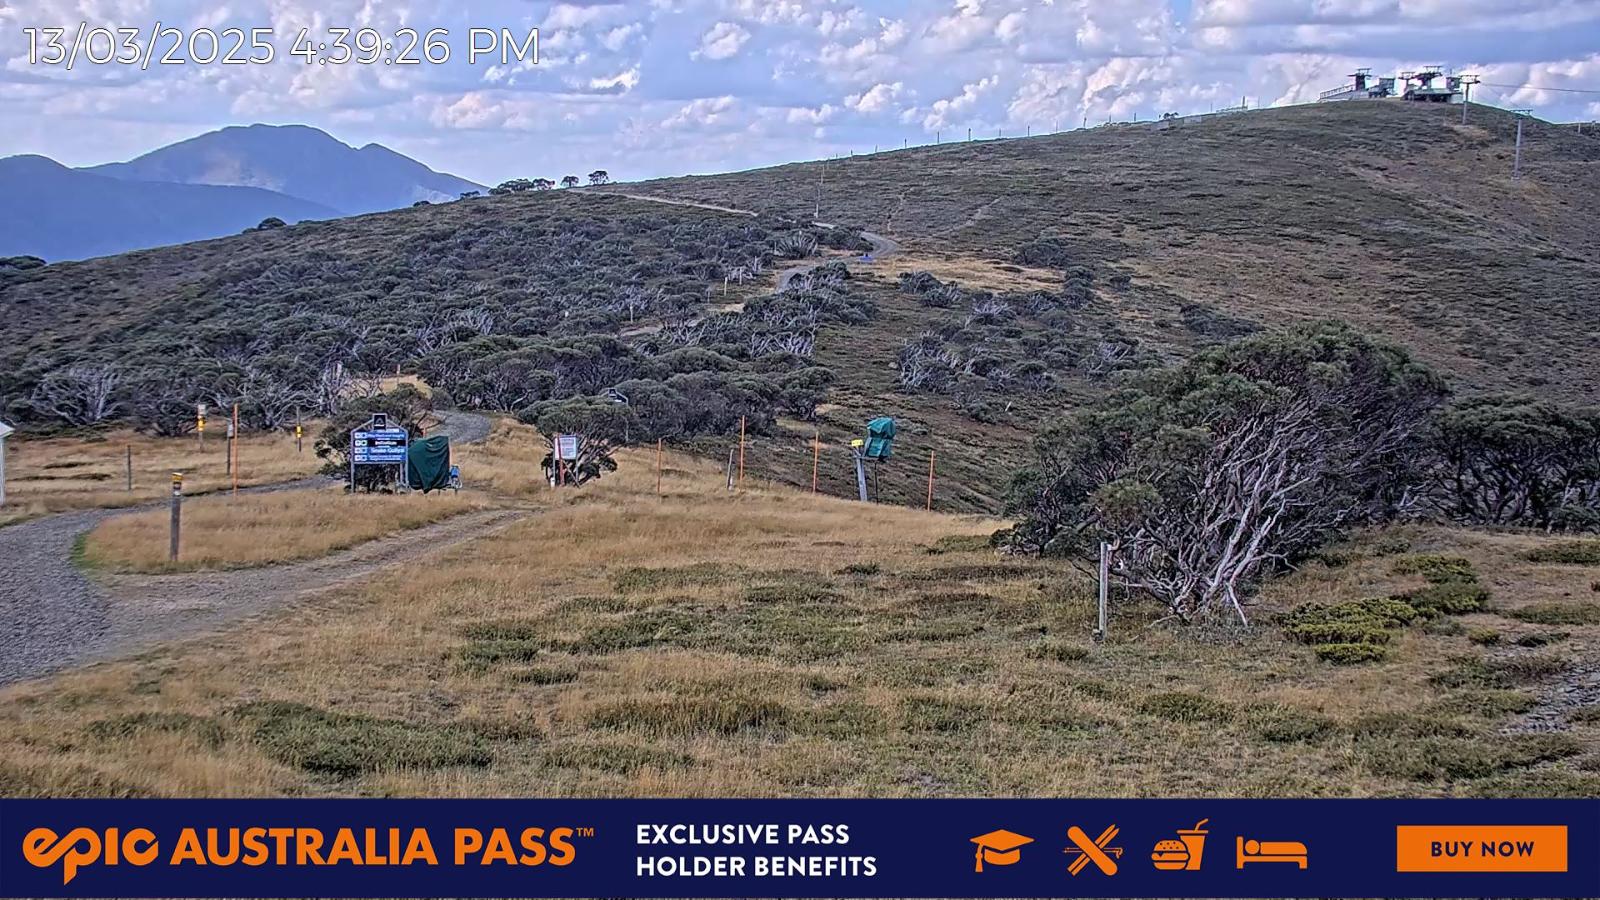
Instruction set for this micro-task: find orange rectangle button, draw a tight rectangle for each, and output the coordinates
[1396,825,1567,873]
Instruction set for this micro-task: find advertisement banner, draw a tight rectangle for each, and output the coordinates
[2,798,1595,898]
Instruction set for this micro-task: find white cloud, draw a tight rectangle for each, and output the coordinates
[847,81,905,113]
[663,95,738,129]
[692,21,751,61]
[921,74,1000,130]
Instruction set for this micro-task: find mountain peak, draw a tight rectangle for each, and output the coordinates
[84,124,484,215]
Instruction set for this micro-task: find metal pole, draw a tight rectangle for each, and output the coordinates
[656,438,663,495]
[231,403,239,494]
[811,431,820,494]
[0,436,7,507]
[1096,541,1109,641]
[926,449,936,511]
[1513,116,1525,179]
[737,415,746,487]
[853,449,868,502]
[169,473,183,562]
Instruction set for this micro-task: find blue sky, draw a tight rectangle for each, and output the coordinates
[3,0,1598,186]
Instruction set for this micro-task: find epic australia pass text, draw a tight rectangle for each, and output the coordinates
[634,823,877,878]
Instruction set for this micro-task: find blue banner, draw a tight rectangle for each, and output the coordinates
[1,799,1595,897]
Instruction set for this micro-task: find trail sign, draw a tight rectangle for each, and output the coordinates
[349,415,409,491]
[352,427,409,464]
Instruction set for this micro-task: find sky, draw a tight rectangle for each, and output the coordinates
[3,0,1599,186]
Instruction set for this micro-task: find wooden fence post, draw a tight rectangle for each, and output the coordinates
[926,449,936,510]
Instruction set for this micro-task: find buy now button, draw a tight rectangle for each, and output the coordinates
[1396,825,1567,873]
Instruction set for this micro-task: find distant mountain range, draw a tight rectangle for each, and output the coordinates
[1,125,485,262]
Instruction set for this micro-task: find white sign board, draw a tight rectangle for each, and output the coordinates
[555,434,580,462]
[0,421,14,507]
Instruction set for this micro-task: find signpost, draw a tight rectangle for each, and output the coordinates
[170,472,183,562]
[349,413,410,492]
[196,403,207,447]
[551,433,580,486]
[0,421,13,507]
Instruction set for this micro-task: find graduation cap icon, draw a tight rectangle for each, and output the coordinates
[971,829,1035,872]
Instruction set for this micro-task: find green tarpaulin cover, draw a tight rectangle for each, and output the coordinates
[407,435,453,492]
[865,416,896,460]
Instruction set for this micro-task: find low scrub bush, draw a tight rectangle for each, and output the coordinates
[587,697,793,737]
[1392,554,1477,584]
[232,702,492,777]
[1523,541,1600,565]
[1137,691,1233,723]
[1467,627,1501,646]
[1507,602,1600,626]
[1247,705,1334,743]
[1400,582,1490,617]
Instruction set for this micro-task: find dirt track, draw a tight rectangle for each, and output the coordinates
[0,410,498,686]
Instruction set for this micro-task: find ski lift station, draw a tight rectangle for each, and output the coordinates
[1318,67,1468,104]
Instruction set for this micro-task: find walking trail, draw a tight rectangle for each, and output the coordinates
[0,410,508,685]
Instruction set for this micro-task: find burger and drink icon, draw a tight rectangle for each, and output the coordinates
[1151,819,1210,871]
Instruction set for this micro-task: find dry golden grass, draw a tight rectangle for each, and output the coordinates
[1,441,1595,800]
[0,428,324,527]
[886,251,1060,293]
[80,485,491,573]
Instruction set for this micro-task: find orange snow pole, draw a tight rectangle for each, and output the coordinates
[926,449,936,510]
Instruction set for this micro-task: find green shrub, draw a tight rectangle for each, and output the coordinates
[1467,627,1501,646]
[836,562,881,576]
[1523,542,1600,565]
[587,697,793,737]
[1400,582,1490,617]
[1314,642,1388,664]
[1427,690,1535,718]
[925,534,993,555]
[232,702,492,777]
[1508,602,1600,626]
[1285,598,1418,630]
[1392,555,1477,584]
[1287,621,1391,645]
[1137,691,1233,723]
[1247,704,1334,743]
[1347,711,1473,739]
[1431,654,1569,688]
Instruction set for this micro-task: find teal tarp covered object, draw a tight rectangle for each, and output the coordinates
[406,435,453,492]
[864,416,896,460]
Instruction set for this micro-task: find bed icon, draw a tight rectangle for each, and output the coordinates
[1236,836,1308,869]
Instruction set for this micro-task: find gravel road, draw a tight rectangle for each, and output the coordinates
[0,410,496,686]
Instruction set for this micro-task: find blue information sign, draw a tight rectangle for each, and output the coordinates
[351,428,409,465]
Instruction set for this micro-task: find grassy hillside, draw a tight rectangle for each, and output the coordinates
[606,102,1600,402]
[2,434,1596,798]
[4,101,1596,512]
